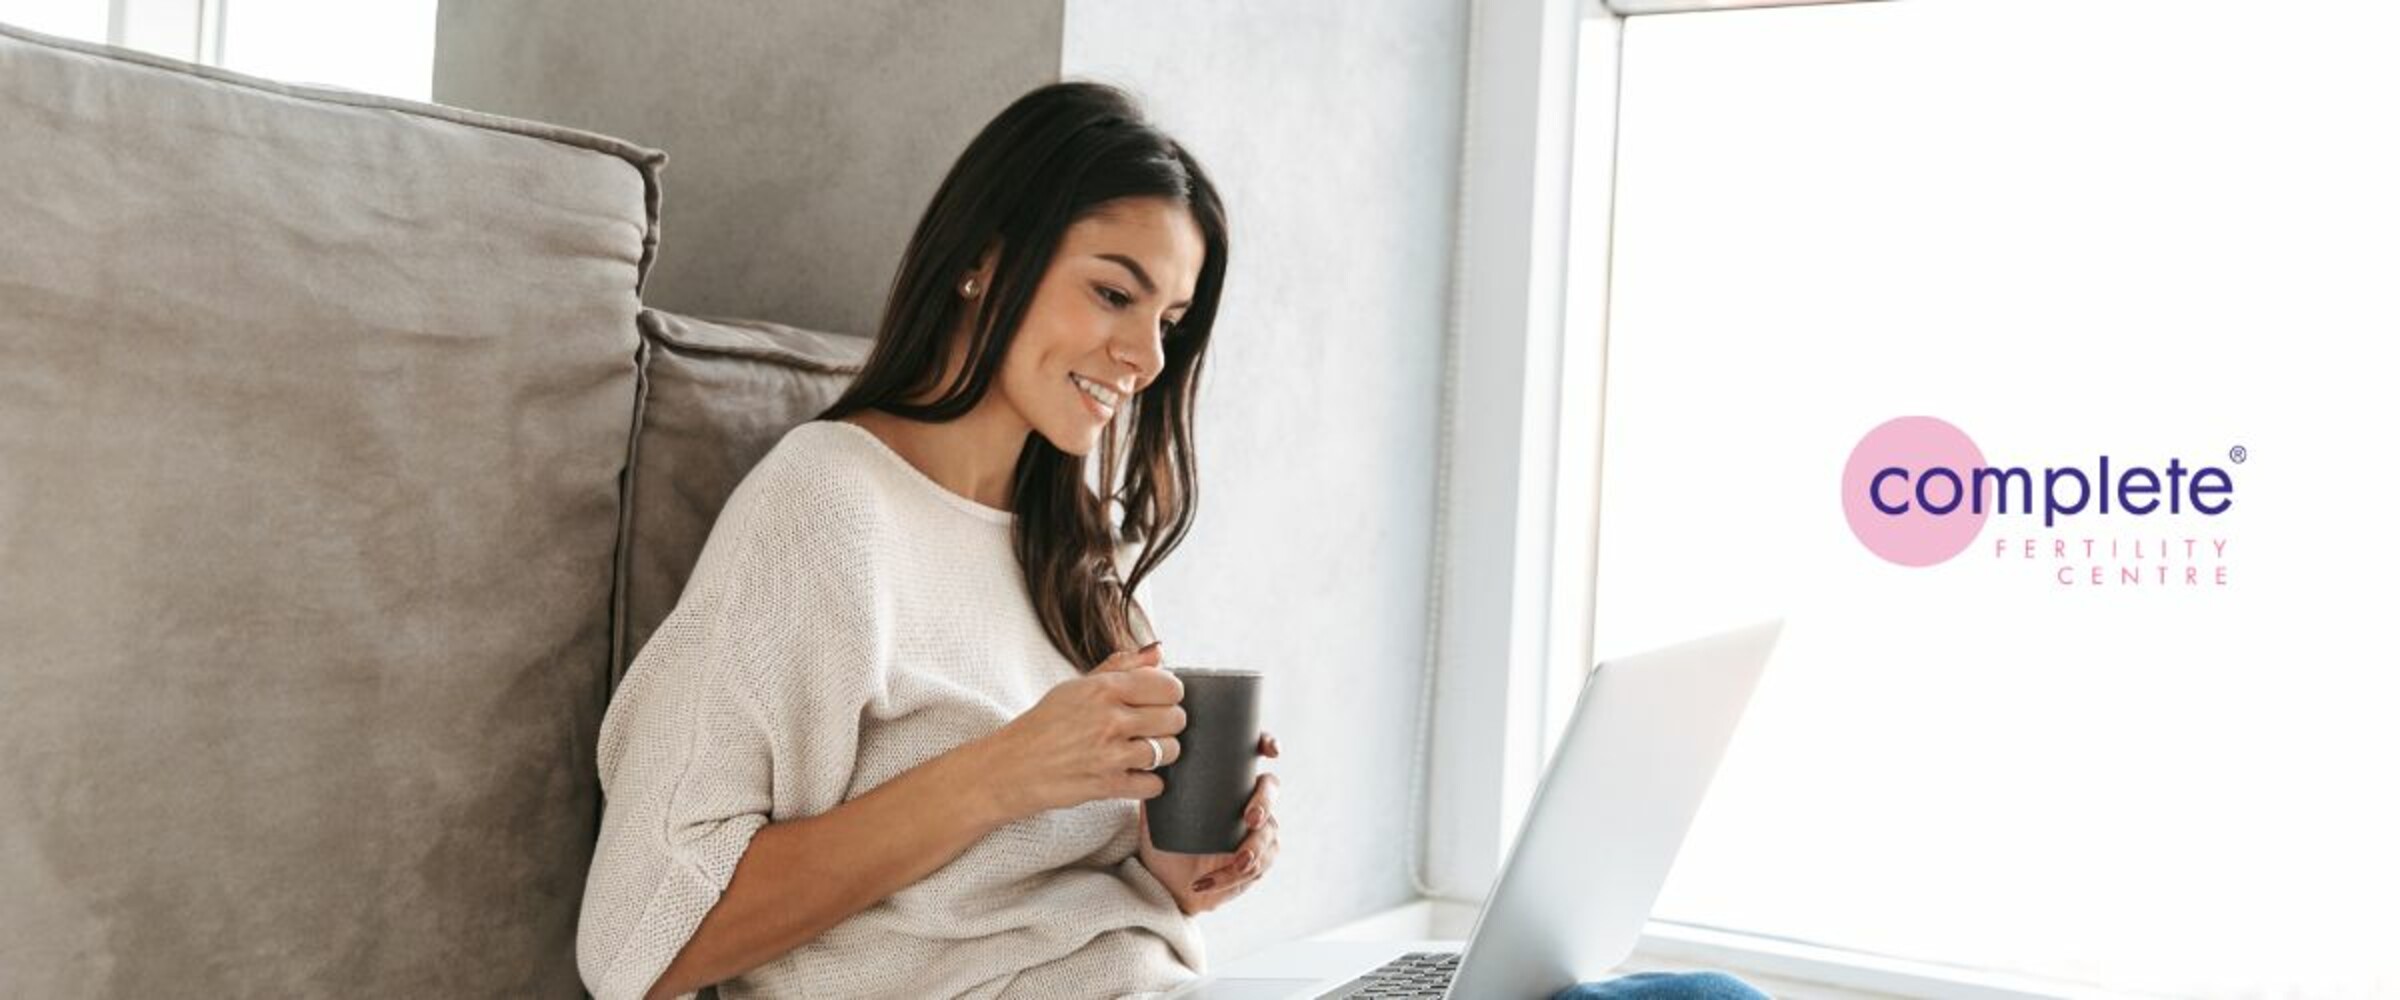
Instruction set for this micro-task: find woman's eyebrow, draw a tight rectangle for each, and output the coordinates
[1097,253,1193,310]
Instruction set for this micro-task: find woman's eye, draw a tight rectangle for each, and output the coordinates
[1100,283,1180,336]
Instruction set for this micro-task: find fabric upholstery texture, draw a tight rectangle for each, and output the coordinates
[0,21,662,996]
[614,308,871,691]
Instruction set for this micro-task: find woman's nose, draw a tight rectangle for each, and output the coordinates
[1114,324,1168,387]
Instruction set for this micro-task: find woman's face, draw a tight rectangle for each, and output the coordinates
[983,196,1206,457]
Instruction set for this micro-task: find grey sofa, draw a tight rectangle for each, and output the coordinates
[0,22,872,996]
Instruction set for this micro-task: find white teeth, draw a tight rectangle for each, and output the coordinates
[1071,373,1119,408]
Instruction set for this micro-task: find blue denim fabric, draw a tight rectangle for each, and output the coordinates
[1552,970,1773,1000]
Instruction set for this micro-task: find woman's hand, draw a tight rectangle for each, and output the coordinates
[972,642,1187,822]
[1139,730,1281,916]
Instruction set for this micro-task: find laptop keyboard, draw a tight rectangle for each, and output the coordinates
[1324,951,1462,999]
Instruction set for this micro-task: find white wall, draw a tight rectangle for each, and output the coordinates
[1060,0,1469,958]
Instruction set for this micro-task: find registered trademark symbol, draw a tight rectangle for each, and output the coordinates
[2230,445,2248,464]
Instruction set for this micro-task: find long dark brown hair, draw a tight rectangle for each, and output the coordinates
[818,81,1229,672]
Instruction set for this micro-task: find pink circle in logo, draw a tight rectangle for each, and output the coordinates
[1843,416,1988,567]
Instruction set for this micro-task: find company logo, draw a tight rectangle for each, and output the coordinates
[1842,416,2239,585]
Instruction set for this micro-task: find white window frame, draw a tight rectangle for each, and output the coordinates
[106,0,225,65]
[1419,0,1622,907]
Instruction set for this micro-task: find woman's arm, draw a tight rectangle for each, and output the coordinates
[640,646,1186,999]
[643,741,1007,999]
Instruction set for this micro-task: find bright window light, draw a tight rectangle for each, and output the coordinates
[221,0,435,100]
[0,0,105,41]
[1589,0,2400,996]
[0,1,434,100]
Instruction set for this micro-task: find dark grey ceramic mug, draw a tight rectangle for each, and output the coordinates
[1149,666,1262,854]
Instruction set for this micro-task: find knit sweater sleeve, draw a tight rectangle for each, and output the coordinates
[575,449,886,1000]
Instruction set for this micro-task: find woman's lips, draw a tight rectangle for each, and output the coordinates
[1070,373,1118,419]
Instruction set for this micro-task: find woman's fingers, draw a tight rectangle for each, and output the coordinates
[1224,824,1278,877]
[1115,769,1167,800]
[1094,641,1165,674]
[1210,873,1262,897]
[1193,824,1275,888]
[1221,739,1281,881]
[1122,705,1188,738]
[1244,772,1280,822]
[1194,848,1249,887]
[1098,664,1183,706]
[1118,734,1181,770]
[1193,863,1246,892]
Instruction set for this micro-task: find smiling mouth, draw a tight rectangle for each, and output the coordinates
[1070,372,1121,411]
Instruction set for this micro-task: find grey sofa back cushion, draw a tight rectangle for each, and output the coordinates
[0,23,660,997]
[616,308,874,688]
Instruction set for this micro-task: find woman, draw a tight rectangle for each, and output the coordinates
[577,79,1257,1000]
[577,81,1768,1000]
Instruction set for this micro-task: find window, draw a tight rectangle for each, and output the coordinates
[0,0,436,100]
[218,0,435,100]
[0,0,103,40]
[1586,0,2400,996]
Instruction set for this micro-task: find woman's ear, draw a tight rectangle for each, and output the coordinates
[968,238,1002,290]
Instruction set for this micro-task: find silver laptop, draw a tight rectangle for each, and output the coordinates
[1166,620,1783,1000]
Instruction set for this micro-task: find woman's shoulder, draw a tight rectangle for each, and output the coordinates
[753,418,886,501]
[756,417,860,479]
[719,419,899,560]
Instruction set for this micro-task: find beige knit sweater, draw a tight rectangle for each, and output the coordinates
[576,419,1204,1000]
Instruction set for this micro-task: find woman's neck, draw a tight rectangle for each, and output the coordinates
[839,403,1028,513]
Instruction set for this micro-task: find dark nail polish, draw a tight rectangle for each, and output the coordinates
[1192,877,1214,892]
